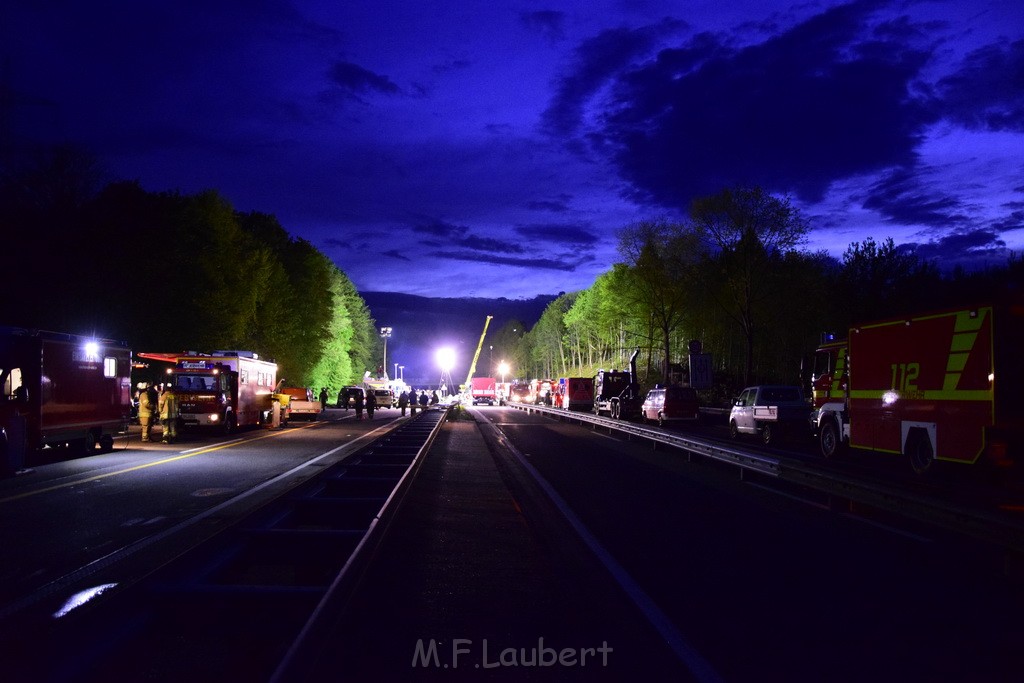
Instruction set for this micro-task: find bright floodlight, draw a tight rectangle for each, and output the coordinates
[436,347,456,372]
[498,361,510,376]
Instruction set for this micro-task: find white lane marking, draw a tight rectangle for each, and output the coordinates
[484,419,724,683]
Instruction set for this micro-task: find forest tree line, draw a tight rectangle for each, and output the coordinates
[1,146,377,394]
[485,187,1022,403]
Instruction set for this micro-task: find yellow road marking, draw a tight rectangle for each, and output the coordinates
[0,420,325,505]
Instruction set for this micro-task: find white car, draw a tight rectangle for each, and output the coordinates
[729,385,809,446]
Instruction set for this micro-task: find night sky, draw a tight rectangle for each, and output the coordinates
[5,1,1022,300]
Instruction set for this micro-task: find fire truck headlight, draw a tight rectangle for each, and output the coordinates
[883,391,899,406]
[209,414,219,422]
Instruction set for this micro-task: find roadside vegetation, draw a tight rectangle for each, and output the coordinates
[496,188,1023,403]
[0,145,376,392]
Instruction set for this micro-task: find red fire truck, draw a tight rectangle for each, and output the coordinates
[554,377,595,412]
[810,305,1022,474]
[508,382,532,404]
[169,350,278,434]
[470,376,497,405]
[531,378,555,405]
[1,328,132,475]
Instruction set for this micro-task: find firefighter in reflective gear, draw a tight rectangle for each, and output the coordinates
[159,385,179,443]
[138,383,155,442]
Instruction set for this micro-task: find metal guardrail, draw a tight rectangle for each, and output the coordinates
[511,402,781,476]
[509,403,1024,556]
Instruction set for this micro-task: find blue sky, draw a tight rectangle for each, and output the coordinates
[4,0,1022,299]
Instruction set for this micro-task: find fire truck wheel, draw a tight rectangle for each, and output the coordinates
[98,434,114,453]
[77,432,96,455]
[223,414,237,436]
[819,420,841,459]
[907,429,934,475]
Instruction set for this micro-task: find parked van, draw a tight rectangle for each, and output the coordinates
[641,385,700,427]
[338,386,365,410]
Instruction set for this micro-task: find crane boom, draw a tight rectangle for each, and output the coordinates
[463,315,493,391]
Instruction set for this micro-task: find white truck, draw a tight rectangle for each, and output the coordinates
[279,386,323,421]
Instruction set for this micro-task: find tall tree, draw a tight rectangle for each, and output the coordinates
[616,219,703,385]
[689,187,808,385]
[837,237,939,326]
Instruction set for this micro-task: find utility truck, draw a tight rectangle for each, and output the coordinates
[1,328,132,475]
[593,347,642,419]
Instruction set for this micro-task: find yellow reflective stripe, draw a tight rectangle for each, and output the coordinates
[952,309,987,332]
[942,308,988,392]
[849,389,992,401]
[949,333,976,352]
[946,353,969,372]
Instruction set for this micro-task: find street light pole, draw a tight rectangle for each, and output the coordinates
[498,360,509,404]
[379,326,392,378]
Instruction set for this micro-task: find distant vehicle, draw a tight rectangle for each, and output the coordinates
[729,385,810,446]
[554,377,595,412]
[338,386,364,410]
[593,347,642,420]
[279,386,323,421]
[470,377,497,405]
[531,378,554,405]
[1,328,132,476]
[508,382,532,404]
[371,388,394,408]
[641,385,699,427]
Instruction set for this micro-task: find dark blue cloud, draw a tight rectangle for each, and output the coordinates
[588,0,937,207]
[382,249,412,261]
[412,219,524,253]
[541,19,686,138]
[861,168,969,227]
[936,39,1024,132]
[429,249,594,270]
[525,198,571,212]
[327,61,401,95]
[515,224,598,245]
[903,228,1011,271]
